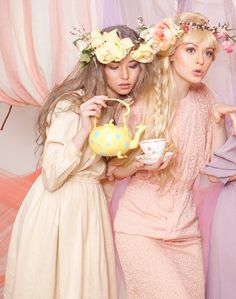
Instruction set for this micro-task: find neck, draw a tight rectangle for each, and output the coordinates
[106,88,131,105]
[172,73,191,101]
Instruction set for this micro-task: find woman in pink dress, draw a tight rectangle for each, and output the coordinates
[108,12,236,298]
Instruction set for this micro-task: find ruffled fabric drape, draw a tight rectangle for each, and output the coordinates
[0,0,99,106]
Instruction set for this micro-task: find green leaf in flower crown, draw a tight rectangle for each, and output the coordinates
[80,52,91,63]
[73,38,80,47]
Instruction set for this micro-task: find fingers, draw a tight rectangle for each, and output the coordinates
[80,96,108,118]
[212,103,236,123]
[212,111,222,123]
[140,157,163,171]
[223,106,236,114]
[135,154,176,171]
[134,161,145,169]
[158,157,172,170]
[81,96,108,109]
[208,175,219,183]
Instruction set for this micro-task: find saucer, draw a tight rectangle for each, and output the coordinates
[136,154,160,165]
[136,152,174,165]
[163,151,174,162]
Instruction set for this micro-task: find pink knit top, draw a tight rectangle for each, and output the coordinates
[113,83,215,240]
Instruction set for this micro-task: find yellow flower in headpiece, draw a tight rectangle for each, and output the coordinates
[95,44,116,64]
[90,30,103,48]
[120,38,134,51]
[131,44,154,63]
[95,30,134,64]
[73,24,157,65]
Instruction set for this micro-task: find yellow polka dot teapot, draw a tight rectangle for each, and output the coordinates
[89,98,146,158]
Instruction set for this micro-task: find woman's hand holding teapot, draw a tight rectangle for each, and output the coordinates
[79,96,108,134]
[72,96,107,151]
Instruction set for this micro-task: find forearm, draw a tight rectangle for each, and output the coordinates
[228,174,236,182]
[113,162,140,179]
[211,118,227,155]
[208,173,236,183]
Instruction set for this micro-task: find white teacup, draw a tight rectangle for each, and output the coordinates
[139,138,166,157]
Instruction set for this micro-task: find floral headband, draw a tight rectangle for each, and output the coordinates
[71,27,157,65]
[138,16,236,53]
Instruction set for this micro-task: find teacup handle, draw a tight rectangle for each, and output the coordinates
[92,98,130,128]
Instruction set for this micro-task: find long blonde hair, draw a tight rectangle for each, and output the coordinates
[113,12,219,186]
[37,25,153,149]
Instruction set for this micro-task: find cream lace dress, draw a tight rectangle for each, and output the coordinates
[4,101,117,299]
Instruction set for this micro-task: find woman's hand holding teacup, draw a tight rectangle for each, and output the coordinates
[134,154,173,172]
[134,138,174,172]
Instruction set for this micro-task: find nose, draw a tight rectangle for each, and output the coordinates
[120,66,129,80]
[196,52,204,65]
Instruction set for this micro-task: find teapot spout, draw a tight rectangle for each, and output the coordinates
[129,125,146,149]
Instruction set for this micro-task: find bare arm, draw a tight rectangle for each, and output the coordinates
[210,116,227,155]
[210,102,236,154]
[112,156,173,180]
[208,173,236,183]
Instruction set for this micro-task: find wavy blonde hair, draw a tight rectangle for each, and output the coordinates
[37,25,154,150]
[112,12,219,186]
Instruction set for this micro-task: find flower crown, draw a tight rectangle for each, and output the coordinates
[137,16,236,53]
[71,27,157,65]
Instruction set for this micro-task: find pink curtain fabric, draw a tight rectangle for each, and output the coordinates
[0,168,41,296]
[0,0,97,106]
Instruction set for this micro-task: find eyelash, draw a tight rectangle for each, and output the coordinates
[186,47,196,54]
[129,63,139,69]
[205,51,214,57]
[109,66,118,70]
[108,63,139,70]
[186,47,214,57]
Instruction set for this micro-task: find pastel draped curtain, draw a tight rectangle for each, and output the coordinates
[0,0,179,107]
[0,0,103,106]
[1,0,235,107]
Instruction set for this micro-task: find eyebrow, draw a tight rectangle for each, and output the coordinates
[184,42,214,50]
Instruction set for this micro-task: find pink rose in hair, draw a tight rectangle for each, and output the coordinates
[153,18,178,51]
[222,40,234,53]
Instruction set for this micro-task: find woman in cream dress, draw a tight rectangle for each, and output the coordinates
[3,25,156,299]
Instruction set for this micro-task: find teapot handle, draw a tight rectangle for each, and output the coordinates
[92,98,130,128]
